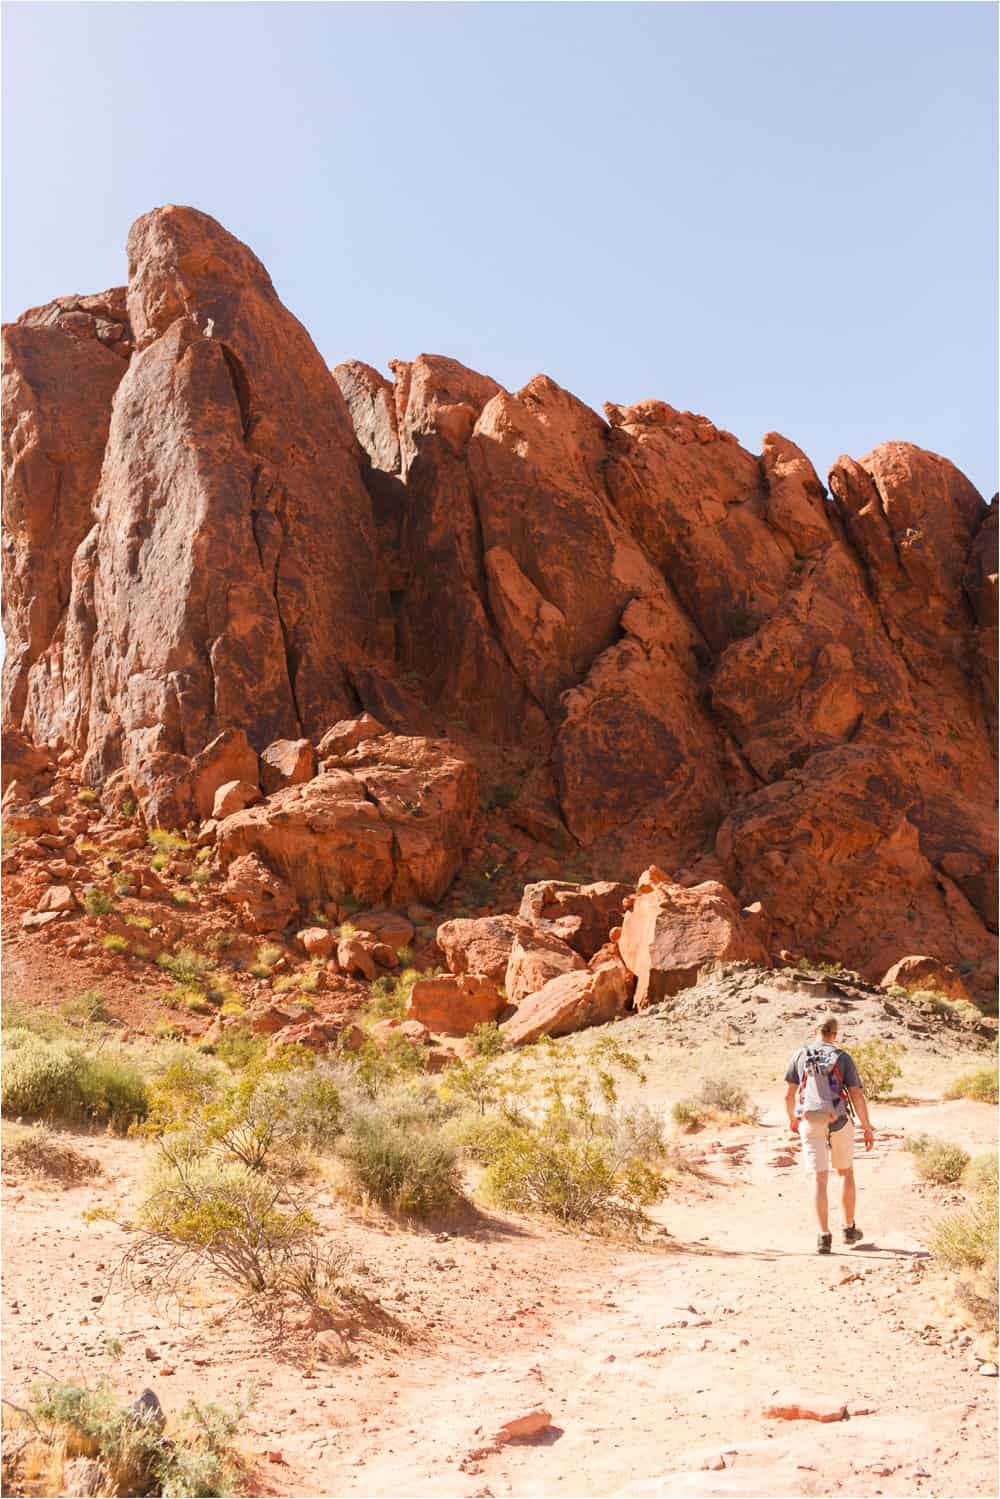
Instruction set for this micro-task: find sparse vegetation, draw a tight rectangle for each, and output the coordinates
[83,885,115,916]
[76,788,99,804]
[1,1030,148,1132]
[905,1133,970,1185]
[366,967,423,1020]
[850,1038,904,1100]
[341,1097,462,1217]
[59,989,109,1029]
[148,828,192,856]
[672,1076,760,1131]
[101,934,130,955]
[944,1066,998,1105]
[930,1155,999,1337]
[2,1123,100,1184]
[3,1375,248,1497]
[249,942,284,978]
[469,1020,505,1059]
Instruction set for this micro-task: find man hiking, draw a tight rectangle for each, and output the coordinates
[784,1016,875,1253]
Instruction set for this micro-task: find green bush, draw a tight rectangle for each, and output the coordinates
[930,1165,998,1337]
[366,967,423,1020]
[965,1153,999,1193]
[696,1076,760,1121]
[483,1116,664,1228]
[1,1030,148,1132]
[83,885,115,916]
[850,1038,904,1100]
[671,1099,706,1133]
[139,1148,317,1292]
[945,1067,998,1105]
[341,1108,461,1217]
[469,1021,506,1059]
[905,1133,970,1184]
[25,1375,246,1497]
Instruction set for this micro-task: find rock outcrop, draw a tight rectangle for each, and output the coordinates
[3,206,996,999]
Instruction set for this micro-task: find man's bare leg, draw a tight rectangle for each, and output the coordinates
[814,1170,830,1233]
[839,1168,856,1226]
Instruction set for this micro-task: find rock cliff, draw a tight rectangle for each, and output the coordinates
[3,206,996,997]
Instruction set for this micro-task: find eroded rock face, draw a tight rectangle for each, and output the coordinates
[3,206,995,995]
[407,973,503,1035]
[215,734,477,907]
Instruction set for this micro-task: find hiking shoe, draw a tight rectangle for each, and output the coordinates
[817,1233,833,1255]
[843,1223,863,1245]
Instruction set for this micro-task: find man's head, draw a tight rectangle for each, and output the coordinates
[816,1015,839,1042]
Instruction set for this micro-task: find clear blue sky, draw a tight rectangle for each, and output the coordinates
[3,2,997,497]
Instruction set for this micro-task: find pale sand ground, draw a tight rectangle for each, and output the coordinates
[3,1039,997,1499]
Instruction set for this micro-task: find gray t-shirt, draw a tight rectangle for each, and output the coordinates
[785,1044,861,1124]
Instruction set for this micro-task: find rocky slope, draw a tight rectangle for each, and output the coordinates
[3,205,996,1000]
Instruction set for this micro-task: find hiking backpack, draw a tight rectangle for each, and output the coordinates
[794,1043,850,1120]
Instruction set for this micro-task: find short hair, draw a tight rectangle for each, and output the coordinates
[817,1015,839,1038]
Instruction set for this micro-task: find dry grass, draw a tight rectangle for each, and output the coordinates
[2,1123,101,1185]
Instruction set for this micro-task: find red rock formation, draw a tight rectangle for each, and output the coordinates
[3,206,995,999]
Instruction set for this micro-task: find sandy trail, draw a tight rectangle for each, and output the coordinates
[3,1096,996,1498]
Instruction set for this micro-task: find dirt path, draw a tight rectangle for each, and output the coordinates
[4,1095,996,1498]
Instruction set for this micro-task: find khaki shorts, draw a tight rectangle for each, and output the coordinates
[800,1116,855,1174]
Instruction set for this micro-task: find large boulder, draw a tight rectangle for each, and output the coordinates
[618,866,769,1009]
[504,931,584,1004]
[220,853,297,933]
[406,973,503,1036]
[880,955,973,1005]
[191,729,259,821]
[260,737,315,794]
[518,879,631,958]
[501,959,632,1046]
[435,914,533,983]
[215,735,477,907]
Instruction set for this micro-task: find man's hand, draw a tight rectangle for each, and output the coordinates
[863,1125,875,1151]
[788,1117,800,1134]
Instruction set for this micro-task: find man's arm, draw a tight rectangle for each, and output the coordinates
[847,1086,875,1150]
[785,1082,799,1133]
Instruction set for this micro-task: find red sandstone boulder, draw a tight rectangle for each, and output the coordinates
[406,973,503,1035]
[518,879,631,958]
[1,731,53,793]
[880,955,973,1005]
[351,909,415,950]
[618,866,769,1009]
[220,853,297,933]
[191,730,259,821]
[318,714,386,761]
[212,779,261,820]
[36,884,77,914]
[215,736,477,907]
[298,926,335,959]
[260,738,315,794]
[501,960,632,1046]
[435,914,533,983]
[504,931,585,1004]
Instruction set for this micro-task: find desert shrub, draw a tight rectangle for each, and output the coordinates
[148,828,192,856]
[930,1158,999,1337]
[138,1146,317,1292]
[149,1051,343,1172]
[469,1021,505,1059]
[18,1376,246,1497]
[60,989,109,1028]
[76,788,99,805]
[102,934,130,955]
[126,914,154,930]
[83,885,115,916]
[3,1123,100,1183]
[696,1076,760,1120]
[249,943,284,978]
[671,1099,707,1133]
[850,1038,904,1100]
[905,1133,970,1184]
[366,966,425,1021]
[1,1031,148,1131]
[470,1038,667,1230]
[158,946,212,987]
[945,1067,999,1105]
[210,1027,269,1070]
[344,1033,428,1098]
[671,1076,759,1131]
[965,1153,999,1193]
[341,1109,461,1217]
[173,889,197,906]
